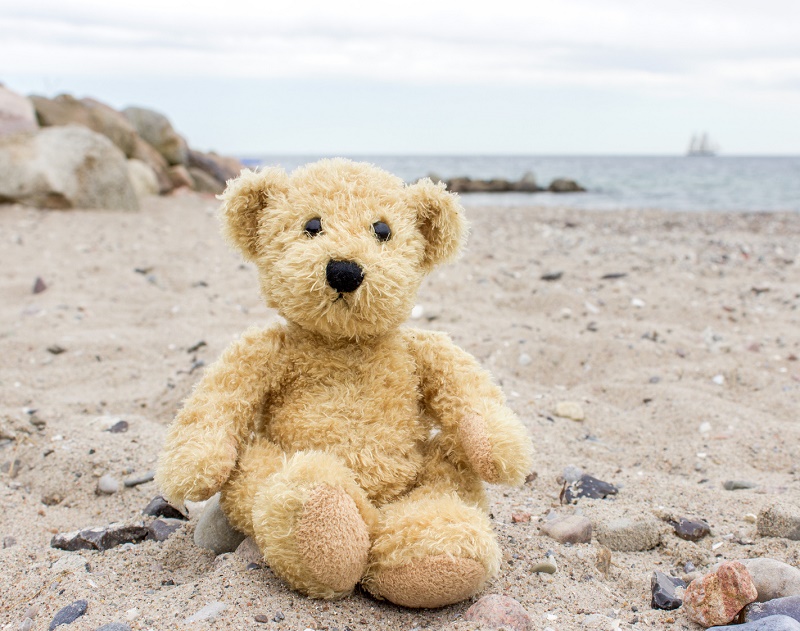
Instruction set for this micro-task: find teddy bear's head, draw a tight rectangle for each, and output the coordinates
[220,159,467,339]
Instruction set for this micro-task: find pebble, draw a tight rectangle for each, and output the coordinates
[96,475,120,495]
[512,512,531,523]
[49,600,88,630]
[540,514,592,544]
[1,458,22,478]
[273,611,285,622]
[20,619,33,631]
[33,277,47,294]
[518,353,532,366]
[724,480,758,491]
[123,471,155,487]
[671,517,711,541]
[651,571,685,610]
[142,496,187,520]
[51,523,149,552]
[758,502,800,540]
[107,420,129,433]
[184,601,227,623]
[745,559,800,601]
[713,374,726,385]
[554,401,585,421]
[254,614,269,623]
[532,557,558,574]
[709,615,800,630]
[95,624,133,631]
[463,594,532,631]
[563,474,618,502]
[193,494,246,554]
[742,595,800,624]
[235,537,263,565]
[683,560,758,627]
[3,536,17,548]
[595,516,662,551]
[147,518,184,542]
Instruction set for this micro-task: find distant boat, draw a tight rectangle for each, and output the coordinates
[687,132,718,157]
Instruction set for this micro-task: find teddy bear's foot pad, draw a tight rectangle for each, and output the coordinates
[295,484,370,593]
[370,555,486,608]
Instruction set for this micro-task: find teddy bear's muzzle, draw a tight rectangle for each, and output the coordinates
[326,260,364,293]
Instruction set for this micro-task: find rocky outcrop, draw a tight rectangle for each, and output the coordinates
[0,125,139,211]
[548,177,586,192]
[0,85,38,137]
[123,106,188,166]
[427,171,585,194]
[127,159,160,199]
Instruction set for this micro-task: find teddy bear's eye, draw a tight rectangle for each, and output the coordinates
[372,221,391,242]
[304,218,323,237]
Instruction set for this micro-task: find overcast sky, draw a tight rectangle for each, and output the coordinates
[2,0,799,155]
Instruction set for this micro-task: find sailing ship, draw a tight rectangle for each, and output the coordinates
[687,132,718,157]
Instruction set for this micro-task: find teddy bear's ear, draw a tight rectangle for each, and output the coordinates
[219,167,289,261]
[406,178,468,271]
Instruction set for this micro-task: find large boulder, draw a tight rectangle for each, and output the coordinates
[0,85,38,137]
[30,94,138,157]
[187,167,224,194]
[127,159,160,200]
[0,125,138,210]
[130,136,173,194]
[187,149,243,187]
[123,106,188,166]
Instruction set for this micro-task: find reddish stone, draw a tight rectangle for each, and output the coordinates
[511,512,531,523]
[463,594,531,631]
[683,560,758,627]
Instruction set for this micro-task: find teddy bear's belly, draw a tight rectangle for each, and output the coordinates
[264,381,427,504]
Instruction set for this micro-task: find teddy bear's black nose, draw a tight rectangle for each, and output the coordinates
[326,260,364,293]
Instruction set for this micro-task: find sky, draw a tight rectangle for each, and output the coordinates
[2,0,799,155]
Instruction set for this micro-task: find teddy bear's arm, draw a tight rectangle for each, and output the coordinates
[155,325,285,505]
[404,329,533,486]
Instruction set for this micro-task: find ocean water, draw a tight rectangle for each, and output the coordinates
[246,155,800,213]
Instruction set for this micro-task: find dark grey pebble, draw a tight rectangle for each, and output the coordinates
[187,340,207,353]
[743,596,800,623]
[563,474,618,503]
[142,496,187,520]
[147,518,184,542]
[651,571,684,610]
[51,524,149,551]
[254,614,269,623]
[47,345,67,355]
[107,420,128,433]
[670,517,711,541]
[273,611,285,622]
[724,480,758,490]
[33,277,47,294]
[709,614,800,630]
[124,471,155,487]
[541,271,563,282]
[94,624,132,631]
[601,272,627,280]
[49,600,87,630]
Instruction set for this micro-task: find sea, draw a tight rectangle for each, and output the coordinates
[244,155,800,213]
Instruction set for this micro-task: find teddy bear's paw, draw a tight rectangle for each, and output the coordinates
[457,414,500,483]
[367,555,487,608]
[156,437,237,504]
[294,484,370,594]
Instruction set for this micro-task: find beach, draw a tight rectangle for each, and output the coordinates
[1,192,799,630]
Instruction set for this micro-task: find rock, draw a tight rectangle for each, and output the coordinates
[554,401,585,421]
[744,559,800,601]
[548,178,586,193]
[512,512,531,523]
[758,502,800,540]
[187,166,225,194]
[518,353,532,366]
[3,535,17,548]
[683,560,758,627]
[124,471,155,487]
[725,480,758,490]
[126,159,159,199]
[123,106,188,165]
[183,601,227,624]
[532,555,558,574]
[107,420,128,433]
[186,148,242,185]
[0,86,37,137]
[463,594,532,631]
[51,523,149,551]
[671,517,711,541]
[167,164,194,189]
[651,571,685,610]
[130,136,173,193]
[142,495,187,520]
[540,514,592,544]
[1,458,22,478]
[33,277,47,294]
[0,125,138,210]
[96,474,120,495]
[742,595,800,624]
[563,474,618,503]
[511,171,541,192]
[49,600,88,630]
[235,536,263,565]
[95,624,133,631]
[51,554,88,574]
[20,619,33,631]
[193,494,246,554]
[709,615,800,630]
[147,518,184,542]
[254,614,269,624]
[595,516,663,551]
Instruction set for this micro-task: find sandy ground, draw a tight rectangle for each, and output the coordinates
[0,192,798,631]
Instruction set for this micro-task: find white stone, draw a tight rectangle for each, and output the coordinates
[184,601,227,623]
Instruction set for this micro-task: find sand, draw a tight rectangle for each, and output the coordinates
[1,192,798,630]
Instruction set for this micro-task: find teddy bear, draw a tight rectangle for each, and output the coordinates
[155,158,533,608]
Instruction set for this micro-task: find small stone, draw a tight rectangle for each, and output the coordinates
[651,571,685,610]
[743,559,800,601]
[273,611,285,622]
[712,374,726,385]
[1,459,22,478]
[532,558,558,574]
[709,615,800,630]
[724,480,758,491]
[758,502,800,540]
[554,401,585,421]
[3,536,17,548]
[235,537,263,565]
[147,518,184,542]
[596,546,612,576]
[96,475,120,495]
[33,277,47,294]
[49,600,88,630]
[563,474,618,502]
[51,523,149,551]
[47,345,67,355]
[518,353,532,366]
[193,494,246,554]
[512,512,531,523]
[142,496,187,520]
[683,560,758,627]
[254,614,269,624]
[20,619,33,631]
[183,601,227,623]
[595,516,662,552]
[95,624,133,631]
[671,517,711,541]
[107,420,128,433]
[463,594,532,631]
[742,596,800,624]
[123,471,155,487]
[540,514,592,544]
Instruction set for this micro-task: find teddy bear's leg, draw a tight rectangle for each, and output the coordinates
[362,487,500,608]
[225,447,377,600]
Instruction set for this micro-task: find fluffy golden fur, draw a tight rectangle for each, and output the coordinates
[156,158,534,608]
